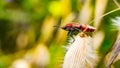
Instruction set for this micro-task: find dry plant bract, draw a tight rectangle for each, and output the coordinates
[106,17,120,68]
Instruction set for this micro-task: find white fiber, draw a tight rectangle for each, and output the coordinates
[63,35,98,68]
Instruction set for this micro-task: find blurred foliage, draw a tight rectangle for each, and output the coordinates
[0,0,120,68]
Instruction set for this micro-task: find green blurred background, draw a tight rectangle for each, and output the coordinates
[0,0,120,68]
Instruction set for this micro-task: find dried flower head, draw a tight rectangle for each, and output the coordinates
[63,33,99,68]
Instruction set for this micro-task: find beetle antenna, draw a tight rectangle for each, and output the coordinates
[53,25,59,28]
[53,26,62,28]
[53,17,63,28]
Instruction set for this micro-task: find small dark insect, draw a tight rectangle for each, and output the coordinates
[54,23,96,43]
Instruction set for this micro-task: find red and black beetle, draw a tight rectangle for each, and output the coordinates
[54,23,96,42]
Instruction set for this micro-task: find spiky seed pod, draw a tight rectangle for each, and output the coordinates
[63,33,99,68]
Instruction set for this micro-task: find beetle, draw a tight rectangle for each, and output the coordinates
[54,23,96,42]
[61,23,96,32]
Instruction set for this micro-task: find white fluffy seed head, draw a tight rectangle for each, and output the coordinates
[63,34,99,68]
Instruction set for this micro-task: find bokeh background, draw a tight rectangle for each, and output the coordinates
[0,0,120,68]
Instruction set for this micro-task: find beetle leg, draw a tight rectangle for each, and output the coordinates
[67,31,75,43]
[70,35,75,43]
[74,27,81,32]
[67,31,71,36]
